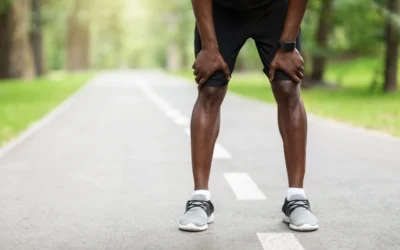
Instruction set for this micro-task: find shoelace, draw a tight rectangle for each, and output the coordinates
[186,200,209,211]
[287,199,310,215]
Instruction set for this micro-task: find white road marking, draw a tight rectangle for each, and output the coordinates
[257,233,304,250]
[214,144,232,159]
[148,95,171,111]
[137,80,232,159]
[137,82,171,111]
[0,76,97,159]
[224,173,266,200]
[184,128,231,159]
[174,116,189,126]
[165,109,181,118]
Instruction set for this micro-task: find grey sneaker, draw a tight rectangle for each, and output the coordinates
[178,194,214,232]
[282,194,319,232]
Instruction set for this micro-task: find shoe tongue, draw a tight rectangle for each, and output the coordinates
[191,194,207,201]
[288,194,306,201]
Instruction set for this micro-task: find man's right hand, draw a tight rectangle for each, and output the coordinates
[192,49,230,86]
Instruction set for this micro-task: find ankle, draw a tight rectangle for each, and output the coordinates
[192,190,211,200]
[287,188,306,200]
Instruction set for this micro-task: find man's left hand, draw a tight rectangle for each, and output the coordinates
[269,48,304,84]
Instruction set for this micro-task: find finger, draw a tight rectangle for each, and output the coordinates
[269,66,276,82]
[296,70,304,79]
[290,73,301,84]
[195,73,202,84]
[199,77,207,85]
[296,62,304,70]
[222,63,231,80]
[300,65,304,73]
[197,82,203,90]
[192,63,196,70]
[193,69,198,76]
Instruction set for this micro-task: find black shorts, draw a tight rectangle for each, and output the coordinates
[194,1,302,87]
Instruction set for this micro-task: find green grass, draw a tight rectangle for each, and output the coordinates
[173,58,400,137]
[0,72,93,146]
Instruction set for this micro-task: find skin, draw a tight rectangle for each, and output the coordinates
[191,0,309,190]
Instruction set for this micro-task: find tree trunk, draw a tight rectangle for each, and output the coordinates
[0,0,35,80]
[66,0,90,71]
[310,0,334,83]
[384,0,399,93]
[0,7,12,79]
[30,0,44,77]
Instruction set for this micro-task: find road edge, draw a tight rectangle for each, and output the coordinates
[0,75,98,160]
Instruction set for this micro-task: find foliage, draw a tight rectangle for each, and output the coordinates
[0,0,14,14]
[6,0,400,70]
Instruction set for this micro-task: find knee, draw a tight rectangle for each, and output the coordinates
[272,80,302,108]
[198,86,226,112]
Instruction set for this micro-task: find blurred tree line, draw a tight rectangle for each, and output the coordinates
[0,0,399,92]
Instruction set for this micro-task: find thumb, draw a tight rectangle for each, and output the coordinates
[222,63,231,80]
[269,65,276,82]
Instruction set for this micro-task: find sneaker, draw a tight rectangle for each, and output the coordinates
[282,194,319,232]
[178,194,214,232]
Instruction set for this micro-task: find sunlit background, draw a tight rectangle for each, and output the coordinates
[0,0,400,146]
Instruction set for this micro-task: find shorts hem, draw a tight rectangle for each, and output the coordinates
[263,68,292,82]
[202,78,229,87]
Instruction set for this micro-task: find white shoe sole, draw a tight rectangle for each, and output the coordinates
[283,216,319,232]
[178,214,214,232]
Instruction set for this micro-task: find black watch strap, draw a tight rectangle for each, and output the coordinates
[279,41,296,52]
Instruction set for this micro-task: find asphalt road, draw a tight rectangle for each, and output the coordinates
[0,70,399,250]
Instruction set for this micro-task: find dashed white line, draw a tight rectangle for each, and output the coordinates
[213,144,232,159]
[184,128,232,159]
[257,233,304,250]
[224,173,267,200]
[137,80,232,160]
[173,116,189,126]
[165,109,181,118]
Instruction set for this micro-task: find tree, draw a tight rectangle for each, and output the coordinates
[309,0,334,84]
[31,0,44,76]
[384,0,400,92]
[66,0,90,71]
[0,4,13,79]
[0,0,35,79]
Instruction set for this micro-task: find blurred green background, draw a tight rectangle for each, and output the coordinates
[0,0,400,145]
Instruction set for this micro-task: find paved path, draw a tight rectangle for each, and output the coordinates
[0,70,399,250]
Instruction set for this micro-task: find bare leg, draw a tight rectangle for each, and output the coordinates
[190,85,227,190]
[271,80,307,188]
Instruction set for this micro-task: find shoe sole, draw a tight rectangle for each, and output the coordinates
[283,216,319,232]
[178,214,214,232]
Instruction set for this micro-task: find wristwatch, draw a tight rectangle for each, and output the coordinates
[279,41,296,52]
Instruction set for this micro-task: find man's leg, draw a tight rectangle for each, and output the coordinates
[191,86,227,190]
[178,1,247,232]
[271,80,307,188]
[251,1,318,231]
[178,85,227,232]
[272,79,318,232]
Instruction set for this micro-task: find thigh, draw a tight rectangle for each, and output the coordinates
[251,2,302,81]
[194,2,248,87]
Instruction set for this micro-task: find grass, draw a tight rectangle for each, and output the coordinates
[173,57,400,137]
[0,72,93,146]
